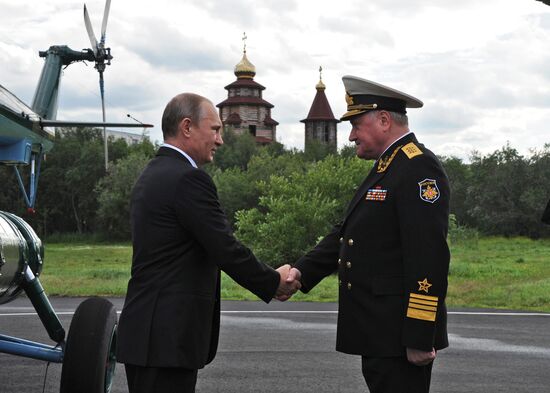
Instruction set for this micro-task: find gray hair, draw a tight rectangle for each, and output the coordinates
[161,93,211,139]
[389,111,409,127]
[366,110,409,127]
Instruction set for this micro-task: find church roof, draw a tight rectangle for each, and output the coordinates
[301,82,340,123]
[263,114,279,126]
[224,78,265,90]
[217,96,274,108]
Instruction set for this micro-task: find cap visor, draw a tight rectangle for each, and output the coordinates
[340,109,367,121]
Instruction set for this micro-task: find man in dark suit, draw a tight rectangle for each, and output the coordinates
[117,93,300,393]
[287,76,450,393]
[542,199,550,224]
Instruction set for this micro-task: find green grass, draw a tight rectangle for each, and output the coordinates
[40,241,338,301]
[41,243,132,296]
[448,237,550,311]
[39,237,550,311]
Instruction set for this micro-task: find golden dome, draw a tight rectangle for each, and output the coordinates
[234,51,256,78]
[316,78,326,91]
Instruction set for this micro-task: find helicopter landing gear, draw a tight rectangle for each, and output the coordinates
[60,297,117,393]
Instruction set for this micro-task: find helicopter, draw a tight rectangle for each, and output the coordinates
[0,1,152,392]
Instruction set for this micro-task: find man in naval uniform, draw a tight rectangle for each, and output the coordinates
[287,76,451,393]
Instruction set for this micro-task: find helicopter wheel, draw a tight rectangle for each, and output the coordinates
[60,297,117,393]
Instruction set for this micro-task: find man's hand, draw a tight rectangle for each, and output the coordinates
[274,265,301,301]
[406,347,436,366]
[286,267,301,284]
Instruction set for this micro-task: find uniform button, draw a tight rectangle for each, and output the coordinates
[348,239,354,246]
[339,237,344,244]
[338,258,342,265]
[346,261,351,268]
[347,282,352,290]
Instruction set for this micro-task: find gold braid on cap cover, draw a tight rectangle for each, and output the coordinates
[345,93,378,111]
[348,103,378,110]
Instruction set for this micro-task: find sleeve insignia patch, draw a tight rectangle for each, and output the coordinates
[417,278,432,293]
[418,179,440,203]
[407,292,438,322]
[365,186,387,201]
[402,142,423,159]
[407,307,436,322]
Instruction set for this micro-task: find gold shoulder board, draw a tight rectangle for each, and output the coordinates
[402,142,423,159]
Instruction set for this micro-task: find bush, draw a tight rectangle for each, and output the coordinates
[448,214,479,248]
[235,155,372,266]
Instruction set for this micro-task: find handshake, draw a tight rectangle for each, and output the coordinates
[274,264,302,301]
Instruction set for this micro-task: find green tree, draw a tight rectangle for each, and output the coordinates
[304,139,336,161]
[0,165,27,215]
[235,155,372,266]
[212,167,258,227]
[128,138,157,157]
[96,152,152,239]
[526,144,550,237]
[213,129,257,170]
[440,156,471,226]
[213,149,308,226]
[30,128,151,236]
[263,140,286,157]
[339,144,358,159]
[466,144,548,237]
[36,128,105,235]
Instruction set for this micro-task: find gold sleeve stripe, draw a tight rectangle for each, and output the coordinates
[409,298,438,307]
[410,293,438,302]
[408,303,437,312]
[407,308,436,322]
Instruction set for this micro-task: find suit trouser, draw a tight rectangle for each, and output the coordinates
[125,364,198,393]
[361,356,433,393]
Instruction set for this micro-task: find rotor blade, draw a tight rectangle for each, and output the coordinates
[40,120,153,128]
[100,0,111,44]
[83,4,99,55]
[99,72,106,123]
[100,70,108,170]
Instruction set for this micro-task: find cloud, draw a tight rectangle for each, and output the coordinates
[190,0,298,27]
[118,18,232,72]
[2,0,550,160]
[415,100,475,134]
[187,0,259,28]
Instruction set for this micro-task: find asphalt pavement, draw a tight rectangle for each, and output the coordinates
[1,297,549,392]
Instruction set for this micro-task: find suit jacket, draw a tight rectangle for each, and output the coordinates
[116,147,280,369]
[542,199,550,225]
[295,133,450,357]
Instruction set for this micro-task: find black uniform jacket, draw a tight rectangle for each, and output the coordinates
[295,133,450,357]
[116,147,280,369]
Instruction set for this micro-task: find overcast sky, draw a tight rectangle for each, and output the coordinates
[1,0,549,160]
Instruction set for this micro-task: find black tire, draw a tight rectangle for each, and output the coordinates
[60,297,117,393]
